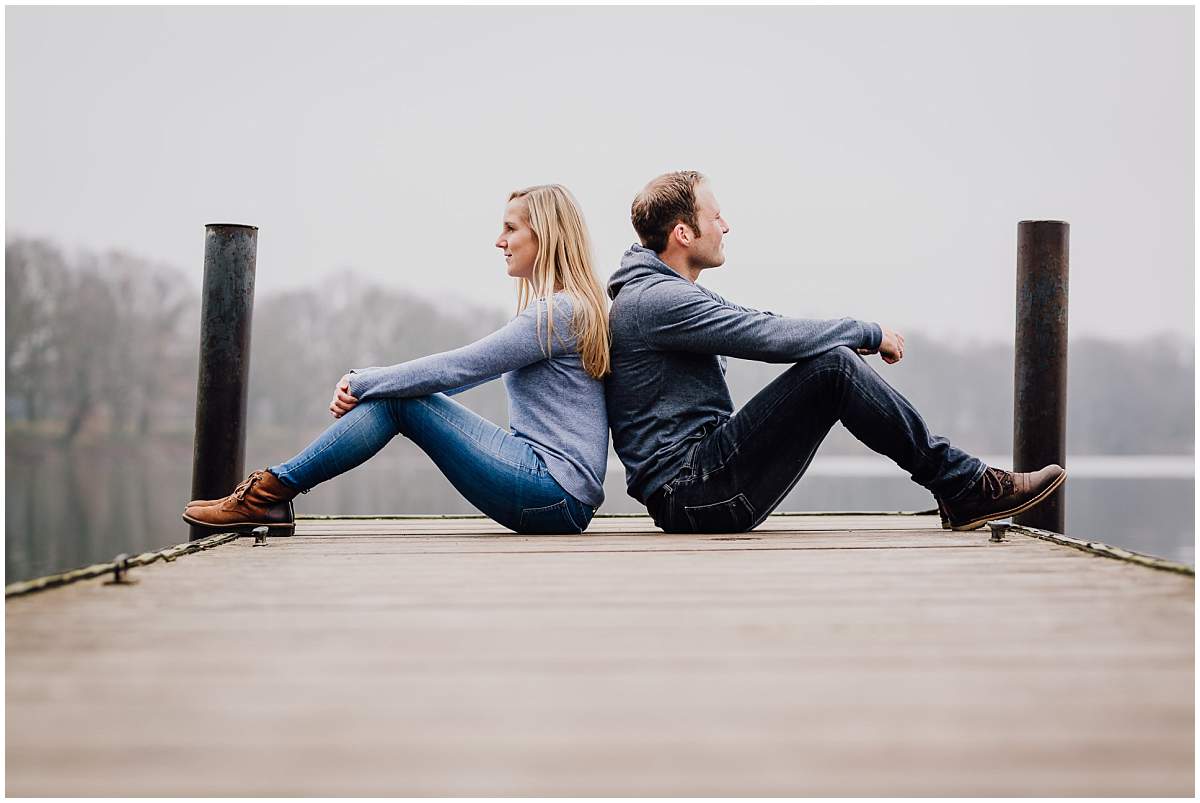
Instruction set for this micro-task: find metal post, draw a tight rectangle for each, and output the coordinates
[1013,220,1069,533]
[189,224,258,541]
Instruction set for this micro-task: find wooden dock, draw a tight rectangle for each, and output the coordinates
[6,514,1194,796]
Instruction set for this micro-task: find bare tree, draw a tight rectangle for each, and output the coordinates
[53,265,119,442]
[5,239,70,423]
[91,250,195,434]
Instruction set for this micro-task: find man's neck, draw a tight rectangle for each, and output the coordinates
[656,250,702,283]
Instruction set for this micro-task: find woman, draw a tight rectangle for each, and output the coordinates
[183,184,609,535]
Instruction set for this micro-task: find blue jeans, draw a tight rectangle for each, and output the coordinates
[646,346,986,533]
[269,394,595,534]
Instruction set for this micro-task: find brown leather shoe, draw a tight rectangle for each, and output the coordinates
[936,498,950,530]
[940,464,1066,532]
[182,469,297,534]
[185,472,290,509]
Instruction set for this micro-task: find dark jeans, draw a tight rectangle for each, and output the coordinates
[646,346,985,533]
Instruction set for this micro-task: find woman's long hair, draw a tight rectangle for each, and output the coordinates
[508,184,610,379]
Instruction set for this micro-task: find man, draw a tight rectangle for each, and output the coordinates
[606,170,1064,533]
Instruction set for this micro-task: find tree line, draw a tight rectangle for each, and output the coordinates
[5,236,510,445]
[6,236,1194,455]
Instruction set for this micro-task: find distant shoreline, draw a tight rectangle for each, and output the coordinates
[609,454,1195,479]
[7,426,1193,478]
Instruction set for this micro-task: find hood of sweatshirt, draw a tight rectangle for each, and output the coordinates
[607,244,682,300]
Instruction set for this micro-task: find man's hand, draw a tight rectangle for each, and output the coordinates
[857,327,905,364]
[330,374,358,418]
[878,327,905,364]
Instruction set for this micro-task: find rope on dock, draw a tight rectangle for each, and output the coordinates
[1012,525,1194,577]
[5,532,240,599]
[296,510,940,521]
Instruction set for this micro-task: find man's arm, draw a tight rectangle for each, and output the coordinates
[636,281,882,362]
[700,285,766,316]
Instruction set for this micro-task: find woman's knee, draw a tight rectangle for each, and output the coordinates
[361,395,426,428]
[352,396,396,420]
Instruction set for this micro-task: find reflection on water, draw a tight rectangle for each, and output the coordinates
[5,436,1195,583]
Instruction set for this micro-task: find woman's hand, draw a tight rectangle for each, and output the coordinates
[329,374,358,418]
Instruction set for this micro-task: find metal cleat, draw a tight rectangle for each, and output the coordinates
[988,520,1012,543]
[105,554,137,586]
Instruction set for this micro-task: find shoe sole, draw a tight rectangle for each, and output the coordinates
[950,470,1067,531]
[181,512,296,536]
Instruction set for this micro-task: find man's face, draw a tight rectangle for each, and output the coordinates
[690,182,730,269]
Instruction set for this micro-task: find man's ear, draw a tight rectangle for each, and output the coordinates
[672,222,692,248]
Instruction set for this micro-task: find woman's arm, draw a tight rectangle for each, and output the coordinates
[345,298,564,401]
[330,373,501,418]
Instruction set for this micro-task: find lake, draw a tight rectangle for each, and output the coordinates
[5,437,1193,584]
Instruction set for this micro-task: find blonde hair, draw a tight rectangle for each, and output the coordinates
[508,184,610,379]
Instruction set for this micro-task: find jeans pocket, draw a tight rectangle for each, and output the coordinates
[518,499,581,534]
[682,493,757,534]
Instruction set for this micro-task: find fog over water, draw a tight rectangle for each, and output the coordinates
[5,439,1193,584]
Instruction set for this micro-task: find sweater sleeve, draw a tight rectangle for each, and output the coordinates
[702,286,766,316]
[347,301,555,400]
[637,280,882,362]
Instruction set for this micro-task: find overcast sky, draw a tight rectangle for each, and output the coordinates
[6,6,1194,343]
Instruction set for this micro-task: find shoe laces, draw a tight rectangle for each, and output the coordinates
[232,471,263,502]
[980,467,1014,500]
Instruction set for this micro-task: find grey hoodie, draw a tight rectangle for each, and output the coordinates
[606,244,883,503]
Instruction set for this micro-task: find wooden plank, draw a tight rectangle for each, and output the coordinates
[294,513,941,535]
[6,516,1193,796]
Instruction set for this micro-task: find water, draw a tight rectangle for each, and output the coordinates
[5,436,1194,583]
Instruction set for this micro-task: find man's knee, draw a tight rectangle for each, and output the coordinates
[794,346,872,406]
[806,345,862,373]
[832,344,860,361]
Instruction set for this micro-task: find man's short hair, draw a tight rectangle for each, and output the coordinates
[631,170,707,254]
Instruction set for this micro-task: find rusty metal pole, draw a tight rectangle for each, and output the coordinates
[1013,220,1069,533]
[189,224,258,540]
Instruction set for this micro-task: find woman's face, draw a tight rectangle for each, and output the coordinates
[495,198,538,280]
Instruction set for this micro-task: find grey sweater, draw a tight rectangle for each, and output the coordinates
[606,244,883,503]
[347,293,608,507]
